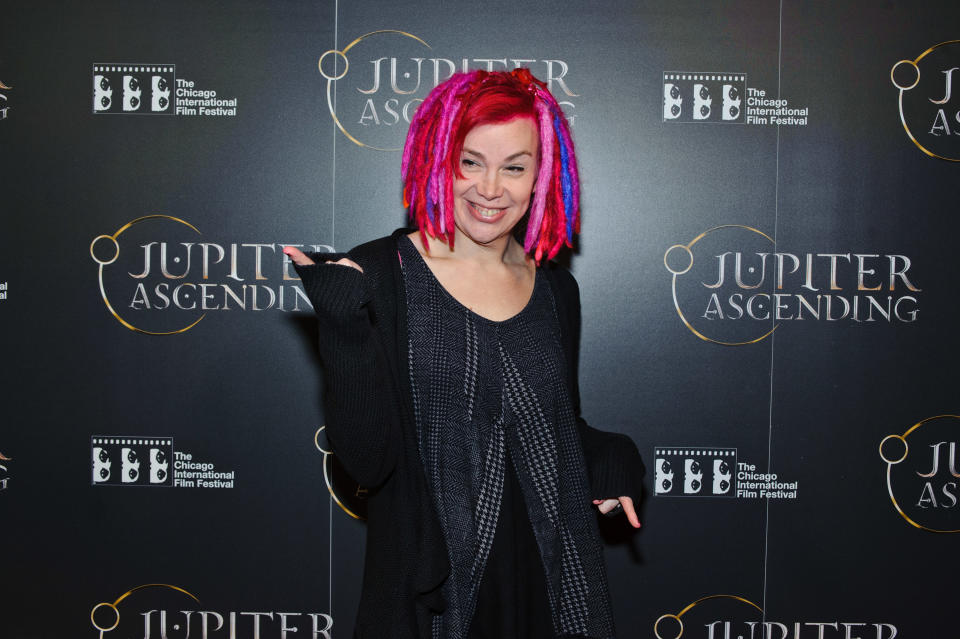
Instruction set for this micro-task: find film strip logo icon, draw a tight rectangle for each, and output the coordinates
[654,447,737,497]
[0,450,10,490]
[663,72,746,123]
[0,78,10,120]
[91,436,173,486]
[93,64,175,114]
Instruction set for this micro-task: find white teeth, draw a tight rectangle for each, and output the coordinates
[471,203,502,218]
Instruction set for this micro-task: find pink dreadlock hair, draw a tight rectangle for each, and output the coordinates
[401,68,580,263]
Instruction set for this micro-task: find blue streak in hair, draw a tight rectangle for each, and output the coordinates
[425,175,436,224]
[553,114,574,240]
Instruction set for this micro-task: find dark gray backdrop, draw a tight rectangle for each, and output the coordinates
[2,1,958,637]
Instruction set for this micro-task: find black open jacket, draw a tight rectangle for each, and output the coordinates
[294,229,643,639]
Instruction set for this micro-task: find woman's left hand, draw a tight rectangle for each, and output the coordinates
[593,497,641,528]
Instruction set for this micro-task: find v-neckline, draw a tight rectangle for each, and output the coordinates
[399,235,539,325]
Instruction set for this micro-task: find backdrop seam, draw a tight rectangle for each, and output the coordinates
[762,0,785,623]
[329,0,339,619]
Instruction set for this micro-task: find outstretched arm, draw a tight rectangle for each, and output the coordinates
[285,245,401,488]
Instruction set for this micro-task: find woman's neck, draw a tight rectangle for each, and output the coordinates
[418,228,527,267]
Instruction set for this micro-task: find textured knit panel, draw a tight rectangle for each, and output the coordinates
[400,237,614,639]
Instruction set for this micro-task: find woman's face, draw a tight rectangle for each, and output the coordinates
[452,117,538,249]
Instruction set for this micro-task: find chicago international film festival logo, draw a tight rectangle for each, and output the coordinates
[663,69,809,127]
[655,447,798,500]
[92,435,236,489]
[663,72,745,123]
[318,30,580,151]
[891,40,960,161]
[93,63,238,116]
[90,215,333,334]
[654,447,736,497]
[93,64,175,114]
[90,583,333,639]
[664,225,921,345]
[92,437,173,487]
[880,414,960,533]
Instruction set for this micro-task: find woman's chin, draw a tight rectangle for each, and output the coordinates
[455,212,524,248]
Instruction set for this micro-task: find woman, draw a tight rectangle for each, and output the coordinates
[285,69,643,639]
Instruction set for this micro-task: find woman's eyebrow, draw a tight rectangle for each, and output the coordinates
[462,148,534,161]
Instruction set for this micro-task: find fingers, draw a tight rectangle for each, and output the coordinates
[332,257,364,273]
[593,496,642,528]
[619,496,641,528]
[283,246,315,266]
[596,498,619,514]
[281,248,364,273]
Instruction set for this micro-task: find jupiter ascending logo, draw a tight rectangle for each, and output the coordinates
[90,215,332,334]
[318,30,581,151]
[880,415,960,532]
[655,594,897,639]
[664,225,921,345]
[891,40,960,161]
[91,584,333,638]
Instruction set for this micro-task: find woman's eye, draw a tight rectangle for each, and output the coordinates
[461,158,479,168]
[505,165,525,174]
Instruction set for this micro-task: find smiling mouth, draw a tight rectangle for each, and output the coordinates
[468,201,506,219]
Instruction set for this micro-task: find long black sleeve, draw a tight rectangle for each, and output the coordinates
[294,257,401,488]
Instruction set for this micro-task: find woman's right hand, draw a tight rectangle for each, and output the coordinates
[283,246,363,272]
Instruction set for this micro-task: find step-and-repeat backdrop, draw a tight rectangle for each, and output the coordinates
[2,1,958,637]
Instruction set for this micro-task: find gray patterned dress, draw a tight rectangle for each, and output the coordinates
[400,236,615,639]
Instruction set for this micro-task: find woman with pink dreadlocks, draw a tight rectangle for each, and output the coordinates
[285,69,643,639]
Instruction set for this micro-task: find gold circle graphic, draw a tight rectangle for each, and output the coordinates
[889,60,919,91]
[878,434,908,465]
[90,602,120,632]
[654,613,683,639]
[318,49,349,81]
[89,235,120,266]
[663,244,694,276]
[314,425,332,455]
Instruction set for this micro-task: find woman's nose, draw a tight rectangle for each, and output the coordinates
[475,170,502,200]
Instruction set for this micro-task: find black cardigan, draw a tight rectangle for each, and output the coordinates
[295,229,643,639]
